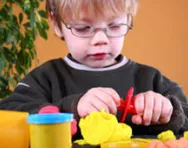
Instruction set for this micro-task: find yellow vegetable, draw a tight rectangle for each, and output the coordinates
[157,130,176,142]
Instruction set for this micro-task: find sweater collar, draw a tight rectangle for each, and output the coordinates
[63,54,129,71]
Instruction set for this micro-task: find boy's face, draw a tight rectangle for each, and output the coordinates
[54,14,128,68]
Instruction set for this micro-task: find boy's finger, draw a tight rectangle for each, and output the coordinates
[134,93,145,114]
[131,114,142,125]
[143,92,154,125]
[100,87,120,106]
[88,88,117,114]
[159,98,173,123]
[90,97,110,114]
[86,104,101,117]
[152,94,162,123]
[97,94,117,114]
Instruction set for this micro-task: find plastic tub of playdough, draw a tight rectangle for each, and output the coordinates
[0,110,29,148]
[27,113,73,148]
[100,138,152,148]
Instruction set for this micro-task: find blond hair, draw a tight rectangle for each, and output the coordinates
[46,0,138,31]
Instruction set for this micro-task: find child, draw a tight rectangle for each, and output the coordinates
[0,0,188,140]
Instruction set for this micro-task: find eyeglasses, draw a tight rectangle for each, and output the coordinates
[64,19,133,38]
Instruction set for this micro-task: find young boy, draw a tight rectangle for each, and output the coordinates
[0,0,188,140]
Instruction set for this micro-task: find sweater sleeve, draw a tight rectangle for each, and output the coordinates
[0,61,81,116]
[55,94,83,121]
[131,69,188,135]
[0,81,51,114]
[147,70,188,134]
[131,95,185,135]
[154,71,188,133]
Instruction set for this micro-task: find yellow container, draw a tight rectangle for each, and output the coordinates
[0,110,29,148]
[27,113,73,148]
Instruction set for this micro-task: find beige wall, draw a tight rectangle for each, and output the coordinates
[35,0,188,97]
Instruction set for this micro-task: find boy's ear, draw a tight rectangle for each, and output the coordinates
[48,11,64,38]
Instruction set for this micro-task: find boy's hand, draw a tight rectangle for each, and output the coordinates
[131,91,173,126]
[77,87,120,118]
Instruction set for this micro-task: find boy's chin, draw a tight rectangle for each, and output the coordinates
[85,62,106,68]
[86,62,112,68]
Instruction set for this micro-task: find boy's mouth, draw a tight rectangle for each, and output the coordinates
[91,53,107,60]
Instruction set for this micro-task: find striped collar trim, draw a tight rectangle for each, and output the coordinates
[63,56,128,71]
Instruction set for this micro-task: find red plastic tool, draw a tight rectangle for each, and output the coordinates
[118,87,137,122]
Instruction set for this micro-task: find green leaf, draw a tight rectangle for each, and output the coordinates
[23,0,31,12]
[0,0,7,11]
[30,12,35,28]
[15,61,24,75]
[8,77,16,88]
[0,26,4,31]
[19,13,23,24]
[31,1,39,8]
[38,10,48,18]
[0,76,8,86]
[0,53,6,73]
[6,31,12,45]
[0,0,48,99]
[29,48,37,59]
[41,19,49,30]
[13,73,21,82]
[37,25,48,39]
[0,83,6,89]
[0,88,12,99]
[12,15,19,27]
[13,36,18,46]
[23,51,31,68]
[3,47,12,61]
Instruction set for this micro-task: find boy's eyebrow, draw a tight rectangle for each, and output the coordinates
[79,18,93,23]
[108,15,127,22]
[72,15,127,25]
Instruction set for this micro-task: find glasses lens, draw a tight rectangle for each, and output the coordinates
[106,24,129,37]
[69,24,130,38]
[72,26,93,37]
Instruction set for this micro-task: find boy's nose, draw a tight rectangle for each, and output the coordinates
[90,31,109,46]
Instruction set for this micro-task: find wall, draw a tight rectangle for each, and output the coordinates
[35,0,188,97]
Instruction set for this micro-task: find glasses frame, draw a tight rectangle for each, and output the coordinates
[64,14,133,38]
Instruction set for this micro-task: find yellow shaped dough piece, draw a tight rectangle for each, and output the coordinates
[157,130,176,142]
[73,139,88,145]
[79,109,118,145]
[108,123,132,142]
[184,131,188,140]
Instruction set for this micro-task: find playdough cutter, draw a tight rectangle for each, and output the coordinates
[118,87,137,122]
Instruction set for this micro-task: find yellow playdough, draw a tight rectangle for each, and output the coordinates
[157,130,176,142]
[78,109,188,148]
[101,138,151,148]
[184,131,188,140]
[108,123,132,142]
[79,109,132,145]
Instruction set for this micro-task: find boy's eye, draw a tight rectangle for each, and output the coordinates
[74,26,91,32]
[108,24,122,30]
